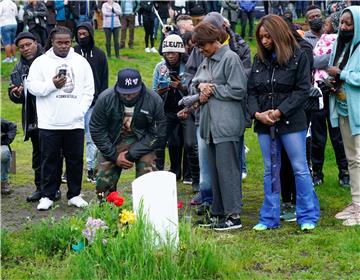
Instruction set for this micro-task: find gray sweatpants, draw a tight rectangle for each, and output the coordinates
[208,141,242,216]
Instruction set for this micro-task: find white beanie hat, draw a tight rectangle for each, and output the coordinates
[162,34,185,53]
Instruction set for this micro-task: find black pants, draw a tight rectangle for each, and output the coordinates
[311,94,348,178]
[104,27,120,57]
[39,129,84,200]
[156,112,199,183]
[29,130,41,191]
[30,26,48,47]
[143,18,154,48]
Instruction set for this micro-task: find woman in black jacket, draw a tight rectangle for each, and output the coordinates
[247,15,320,231]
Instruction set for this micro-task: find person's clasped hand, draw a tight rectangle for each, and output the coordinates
[116,151,134,169]
[327,66,341,77]
[255,109,281,126]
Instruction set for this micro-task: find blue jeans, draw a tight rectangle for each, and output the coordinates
[196,127,212,204]
[257,130,320,227]
[1,145,11,182]
[0,24,17,45]
[84,107,97,171]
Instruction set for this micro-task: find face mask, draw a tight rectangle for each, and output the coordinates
[339,29,354,43]
[78,36,91,48]
[309,18,323,32]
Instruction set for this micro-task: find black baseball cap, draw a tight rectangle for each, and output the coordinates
[115,68,143,95]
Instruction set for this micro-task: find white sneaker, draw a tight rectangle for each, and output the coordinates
[150,47,158,53]
[242,172,247,180]
[145,47,151,53]
[37,197,54,211]
[68,195,88,208]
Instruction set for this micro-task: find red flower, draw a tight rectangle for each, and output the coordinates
[177,201,183,209]
[113,197,125,207]
[107,192,119,202]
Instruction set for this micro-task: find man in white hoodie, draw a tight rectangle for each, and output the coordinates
[27,26,95,211]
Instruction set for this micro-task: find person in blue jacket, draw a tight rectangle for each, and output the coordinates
[328,6,360,226]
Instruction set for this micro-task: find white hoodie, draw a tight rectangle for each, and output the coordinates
[27,48,94,130]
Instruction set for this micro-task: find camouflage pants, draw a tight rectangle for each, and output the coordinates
[96,137,157,200]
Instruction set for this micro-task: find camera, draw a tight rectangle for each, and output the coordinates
[168,70,179,81]
[10,71,23,87]
[164,25,174,32]
[58,68,67,77]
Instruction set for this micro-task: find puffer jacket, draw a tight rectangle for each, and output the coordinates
[247,47,311,135]
[90,85,166,162]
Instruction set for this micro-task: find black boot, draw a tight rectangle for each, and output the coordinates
[26,188,42,202]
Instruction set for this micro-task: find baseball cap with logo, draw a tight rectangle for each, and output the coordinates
[115,68,143,95]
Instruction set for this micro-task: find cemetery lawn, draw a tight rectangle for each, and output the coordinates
[1,27,359,279]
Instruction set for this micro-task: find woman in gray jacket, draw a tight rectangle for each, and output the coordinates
[191,22,247,231]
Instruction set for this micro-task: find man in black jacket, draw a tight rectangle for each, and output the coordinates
[8,32,61,202]
[74,22,109,183]
[90,68,166,200]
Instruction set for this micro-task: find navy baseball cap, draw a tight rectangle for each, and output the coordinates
[115,68,143,95]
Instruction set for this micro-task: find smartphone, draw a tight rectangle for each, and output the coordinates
[58,69,67,77]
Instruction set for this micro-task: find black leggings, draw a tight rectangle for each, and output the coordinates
[143,18,154,48]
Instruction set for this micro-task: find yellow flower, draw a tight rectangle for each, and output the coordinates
[119,210,135,225]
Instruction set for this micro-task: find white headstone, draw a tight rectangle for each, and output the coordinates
[132,171,179,246]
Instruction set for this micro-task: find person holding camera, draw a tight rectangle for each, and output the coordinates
[8,32,62,203]
[23,0,49,47]
[26,26,94,211]
[152,34,200,194]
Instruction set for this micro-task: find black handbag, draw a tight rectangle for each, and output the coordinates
[304,86,323,112]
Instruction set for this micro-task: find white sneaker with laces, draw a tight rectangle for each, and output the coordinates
[145,47,151,53]
[150,47,158,53]
[68,195,88,208]
[37,197,54,210]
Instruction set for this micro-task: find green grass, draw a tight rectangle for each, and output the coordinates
[1,26,360,279]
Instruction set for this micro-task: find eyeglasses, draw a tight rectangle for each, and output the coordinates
[18,42,35,50]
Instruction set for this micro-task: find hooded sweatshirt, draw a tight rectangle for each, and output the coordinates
[329,6,360,136]
[74,22,109,107]
[26,47,94,130]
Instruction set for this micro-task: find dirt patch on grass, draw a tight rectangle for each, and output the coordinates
[1,184,97,232]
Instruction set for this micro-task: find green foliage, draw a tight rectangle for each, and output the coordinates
[0,229,11,260]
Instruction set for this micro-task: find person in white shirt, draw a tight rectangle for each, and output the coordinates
[0,0,18,63]
[27,26,94,211]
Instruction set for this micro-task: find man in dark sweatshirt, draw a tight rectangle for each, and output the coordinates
[74,22,109,183]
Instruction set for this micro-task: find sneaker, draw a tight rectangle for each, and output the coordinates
[183,178,192,185]
[312,172,323,186]
[61,174,67,184]
[37,197,54,210]
[242,172,247,180]
[300,223,316,231]
[145,47,151,53]
[339,175,350,188]
[2,57,12,63]
[342,212,360,226]
[150,47,158,53]
[280,203,296,222]
[68,195,88,208]
[11,56,17,62]
[87,169,96,183]
[190,192,202,205]
[213,216,242,231]
[253,223,268,231]
[335,203,360,220]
